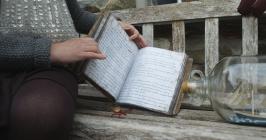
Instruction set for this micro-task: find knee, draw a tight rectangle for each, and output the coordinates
[9,79,76,139]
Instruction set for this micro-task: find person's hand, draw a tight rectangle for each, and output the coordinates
[119,21,148,48]
[50,37,106,64]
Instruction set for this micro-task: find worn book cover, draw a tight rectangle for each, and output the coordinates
[78,12,189,115]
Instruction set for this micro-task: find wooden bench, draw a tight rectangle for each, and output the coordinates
[72,0,266,139]
[77,0,260,108]
[112,0,259,108]
[72,109,266,140]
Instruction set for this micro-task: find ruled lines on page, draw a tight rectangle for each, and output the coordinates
[118,47,186,112]
[84,16,139,99]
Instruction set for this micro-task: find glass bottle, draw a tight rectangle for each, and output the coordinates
[182,56,266,126]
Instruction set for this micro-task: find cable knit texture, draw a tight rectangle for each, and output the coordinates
[0,32,52,71]
[0,0,96,71]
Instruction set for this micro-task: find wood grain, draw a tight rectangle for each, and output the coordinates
[242,16,258,56]
[72,109,266,140]
[205,18,219,75]
[172,21,185,52]
[142,24,154,46]
[113,0,242,25]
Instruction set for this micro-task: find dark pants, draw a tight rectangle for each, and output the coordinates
[0,68,78,140]
[238,0,266,17]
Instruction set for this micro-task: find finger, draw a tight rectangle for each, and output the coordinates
[81,37,98,45]
[133,38,145,48]
[79,39,99,51]
[81,37,95,42]
[90,48,102,54]
[119,21,131,29]
[138,35,148,47]
[94,47,103,54]
[129,30,140,40]
[133,35,148,48]
[82,44,100,53]
[85,42,98,49]
[88,44,101,53]
[124,28,132,31]
[121,22,137,34]
[122,25,132,30]
[80,38,100,53]
[81,52,106,60]
[137,40,146,48]
[135,41,142,49]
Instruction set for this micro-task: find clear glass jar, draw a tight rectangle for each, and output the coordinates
[183,56,266,126]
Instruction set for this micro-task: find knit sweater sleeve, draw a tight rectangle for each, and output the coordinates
[65,0,97,34]
[0,32,52,71]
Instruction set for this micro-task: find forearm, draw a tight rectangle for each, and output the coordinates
[65,0,97,34]
[0,32,52,71]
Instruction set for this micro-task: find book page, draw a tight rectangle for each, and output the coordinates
[117,47,186,113]
[84,16,139,99]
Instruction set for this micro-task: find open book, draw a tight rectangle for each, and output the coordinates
[79,13,188,115]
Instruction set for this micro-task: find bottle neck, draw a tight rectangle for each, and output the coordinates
[182,78,208,96]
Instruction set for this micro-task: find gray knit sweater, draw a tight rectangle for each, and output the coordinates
[0,0,96,71]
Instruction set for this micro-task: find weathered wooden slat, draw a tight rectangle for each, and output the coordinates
[205,18,219,75]
[135,0,155,47]
[77,96,177,116]
[242,16,258,56]
[78,83,213,111]
[78,84,104,98]
[72,109,266,140]
[113,0,242,24]
[142,24,154,46]
[172,21,185,52]
[77,94,213,117]
[77,98,113,112]
[136,0,147,8]
[194,18,219,108]
[241,16,259,116]
[76,108,223,122]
